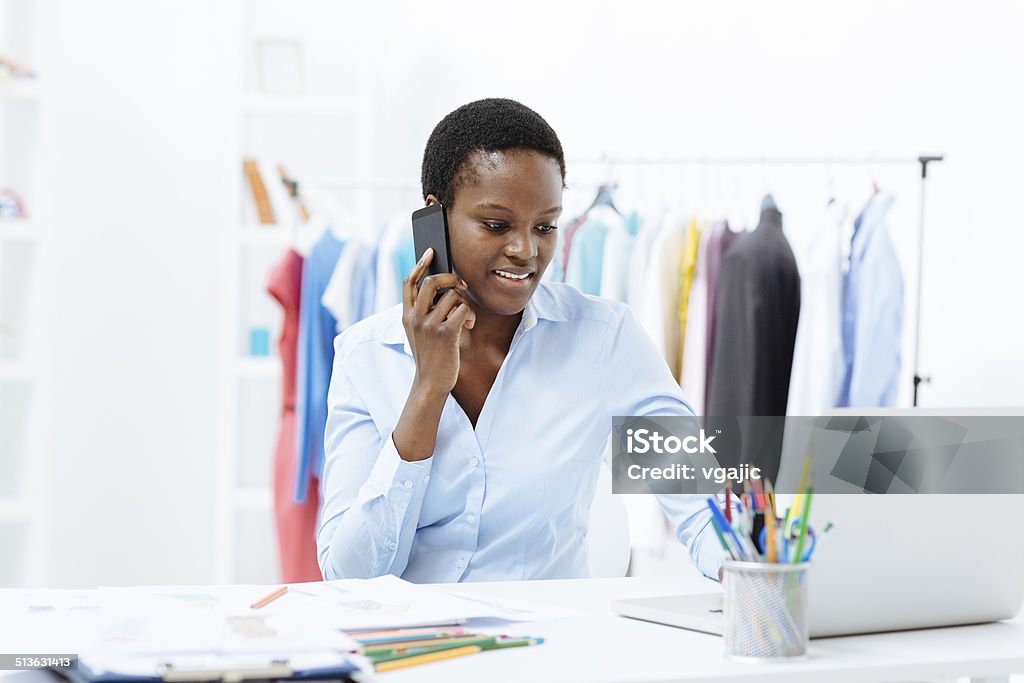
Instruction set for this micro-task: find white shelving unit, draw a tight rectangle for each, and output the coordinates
[215,1,378,584]
[0,0,55,588]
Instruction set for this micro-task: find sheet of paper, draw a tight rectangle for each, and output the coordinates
[440,588,590,622]
[274,575,479,630]
[275,575,588,628]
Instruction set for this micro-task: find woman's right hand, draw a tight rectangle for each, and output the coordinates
[402,248,477,397]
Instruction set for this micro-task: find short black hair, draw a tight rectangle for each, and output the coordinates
[421,98,566,209]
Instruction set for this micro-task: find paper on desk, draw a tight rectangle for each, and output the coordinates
[275,575,587,629]
[0,585,359,670]
[440,587,589,622]
[80,650,358,679]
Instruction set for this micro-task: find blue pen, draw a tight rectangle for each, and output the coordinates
[706,498,750,560]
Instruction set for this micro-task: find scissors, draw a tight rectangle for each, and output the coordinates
[759,518,816,562]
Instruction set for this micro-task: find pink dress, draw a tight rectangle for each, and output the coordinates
[266,249,322,582]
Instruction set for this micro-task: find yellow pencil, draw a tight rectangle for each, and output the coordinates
[374,645,481,672]
[787,448,814,529]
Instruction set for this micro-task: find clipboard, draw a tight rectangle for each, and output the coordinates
[48,654,362,683]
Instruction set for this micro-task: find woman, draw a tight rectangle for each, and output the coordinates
[317,98,724,582]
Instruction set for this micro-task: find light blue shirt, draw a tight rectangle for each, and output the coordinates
[564,217,608,295]
[317,282,725,582]
[294,230,344,502]
[838,193,904,407]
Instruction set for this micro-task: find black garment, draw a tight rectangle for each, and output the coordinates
[706,207,801,477]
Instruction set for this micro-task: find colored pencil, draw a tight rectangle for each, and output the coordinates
[356,631,467,646]
[374,645,482,672]
[352,626,465,639]
[369,638,498,664]
[792,486,813,564]
[250,586,288,609]
[480,637,544,651]
[362,635,497,657]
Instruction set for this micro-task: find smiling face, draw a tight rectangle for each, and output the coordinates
[427,148,563,318]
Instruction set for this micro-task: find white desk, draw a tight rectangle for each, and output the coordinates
[2,575,1022,683]
[380,575,1024,683]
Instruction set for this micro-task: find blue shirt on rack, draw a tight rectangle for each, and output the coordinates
[317,282,726,582]
[837,193,904,408]
[294,229,344,502]
[564,217,608,295]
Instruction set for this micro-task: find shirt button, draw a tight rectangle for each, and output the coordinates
[388,542,398,551]
[424,475,430,483]
[456,559,465,568]
[403,480,413,489]
[467,514,476,524]
[470,457,479,467]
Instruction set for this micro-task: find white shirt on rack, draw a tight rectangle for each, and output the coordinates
[787,200,848,415]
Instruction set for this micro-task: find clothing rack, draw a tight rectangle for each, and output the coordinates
[294,176,421,190]
[295,154,945,407]
[573,154,943,407]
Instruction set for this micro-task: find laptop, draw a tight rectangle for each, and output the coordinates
[613,408,1024,637]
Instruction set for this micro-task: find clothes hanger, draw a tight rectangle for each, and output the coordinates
[867,154,881,195]
[759,155,779,214]
[585,153,622,215]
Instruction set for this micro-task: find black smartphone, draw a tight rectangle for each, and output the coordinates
[411,203,454,276]
[411,203,455,303]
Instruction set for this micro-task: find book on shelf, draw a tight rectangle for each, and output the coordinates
[242,158,309,227]
[242,158,275,224]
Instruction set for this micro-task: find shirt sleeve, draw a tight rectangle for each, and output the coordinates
[317,358,433,580]
[601,302,728,580]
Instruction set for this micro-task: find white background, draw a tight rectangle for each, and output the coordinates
[2,0,1022,587]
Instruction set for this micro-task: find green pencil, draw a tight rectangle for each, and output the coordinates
[792,486,813,563]
[369,637,498,664]
[480,637,544,651]
[362,634,494,657]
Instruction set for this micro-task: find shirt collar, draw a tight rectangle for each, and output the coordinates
[380,283,567,356]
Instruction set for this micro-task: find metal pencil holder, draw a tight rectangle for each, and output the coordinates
[722,560,811,662]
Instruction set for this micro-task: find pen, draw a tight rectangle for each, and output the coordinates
[709,515,736,560]
[250,586,288,609]
[707,498,750,560]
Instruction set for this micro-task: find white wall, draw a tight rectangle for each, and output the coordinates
[43,0,235,586]
[28,0,1024,587]
[363,0,1024,407]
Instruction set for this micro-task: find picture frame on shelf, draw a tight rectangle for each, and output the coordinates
[254,38,305,95]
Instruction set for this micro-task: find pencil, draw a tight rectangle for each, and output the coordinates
[374,645,482,672]
[363,635,496,657]
[792,486,813,564]
[357,631,467,646]
[353,626,466,639]
[369,637,497,663]
[250,586,288,609]
[480,637,544,650]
